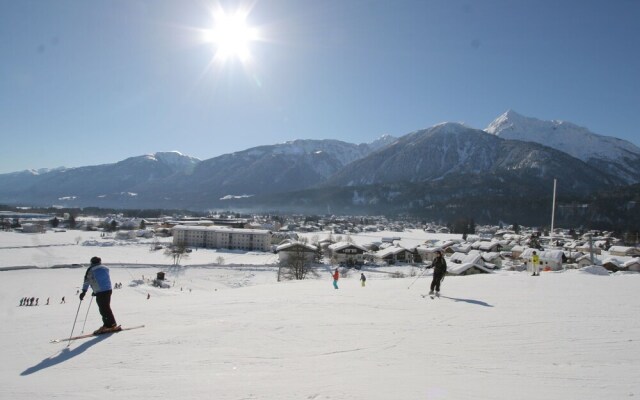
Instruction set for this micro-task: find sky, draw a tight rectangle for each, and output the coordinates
[1,0,639,174]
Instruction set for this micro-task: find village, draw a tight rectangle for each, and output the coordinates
[1,209,638,275]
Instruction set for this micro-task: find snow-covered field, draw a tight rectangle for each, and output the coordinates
[1,230,639,399]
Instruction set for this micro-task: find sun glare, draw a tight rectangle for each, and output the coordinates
[205,10,258,63]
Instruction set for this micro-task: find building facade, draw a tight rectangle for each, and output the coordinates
[172,225,271,252]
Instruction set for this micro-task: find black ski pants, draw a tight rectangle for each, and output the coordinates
[430,270,445,292]
[95,290,117,327]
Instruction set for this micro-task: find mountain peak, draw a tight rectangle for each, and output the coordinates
[429,122,474,135]
[485,110,536,134]
[485,110,640,183]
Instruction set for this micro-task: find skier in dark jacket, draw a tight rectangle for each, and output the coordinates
[429,250,447,297]
[80,256,120,334]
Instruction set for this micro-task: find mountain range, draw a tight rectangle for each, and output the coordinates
[1,111,639,227]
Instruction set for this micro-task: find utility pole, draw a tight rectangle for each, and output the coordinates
[589,234,595,265]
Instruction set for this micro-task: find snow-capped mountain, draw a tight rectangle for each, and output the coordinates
[0,117,635,212]
[486,110,640,183]
[0,152,201,206]
[323,122,620,192]
[162,139,393,208]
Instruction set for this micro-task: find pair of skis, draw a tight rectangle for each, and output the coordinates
[421,293,440,300]
[50,325,145,343]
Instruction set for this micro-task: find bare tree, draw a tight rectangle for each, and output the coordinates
[165,243,189,266]
[278,245,318,281]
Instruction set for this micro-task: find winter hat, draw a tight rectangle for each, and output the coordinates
[90,256,101,265]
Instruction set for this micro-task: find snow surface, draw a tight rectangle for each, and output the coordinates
[485,110,640,161]
[1,230,639,400]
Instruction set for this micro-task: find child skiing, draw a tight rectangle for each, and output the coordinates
[531,250,540,276]
[360,273,366,287]
[332,268,340,289]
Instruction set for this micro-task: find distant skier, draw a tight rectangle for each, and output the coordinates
[60,296,66,304]
[531,251,540,276]
[80,256,120,334]
[429,250,447,297]
[332,268,340,289]
[360,273,366,287]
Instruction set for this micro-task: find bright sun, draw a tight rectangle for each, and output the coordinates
[204,9,258,63]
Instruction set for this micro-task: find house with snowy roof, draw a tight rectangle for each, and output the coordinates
[608,246,640,257]
[471,240,503,253]
[623,258,640,272]
[276,242,317,263]
[327,242,368,266]
[576,254,597,269]
[601,258,623,272]
[450,242,472,254]
[374,246,414,265]
[415,245,444,262]
[510,245,526,259]
[576,243,602,255]
[447,252,492,275]
[480,252,503,269]
[521,249,565,271]
[446,251,491,275]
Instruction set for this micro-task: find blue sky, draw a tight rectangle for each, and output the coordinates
[1,0,639,173]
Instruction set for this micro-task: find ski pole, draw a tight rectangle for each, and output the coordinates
[80,296,93,334]
[66,299,83,347]
[407,267,428,289]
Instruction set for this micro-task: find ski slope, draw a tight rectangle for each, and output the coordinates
[1,265,639,400]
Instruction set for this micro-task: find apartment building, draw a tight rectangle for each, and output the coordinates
[172,225,271,252]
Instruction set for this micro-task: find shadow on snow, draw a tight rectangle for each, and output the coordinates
[20,334,111,376]
[440,296,494,307]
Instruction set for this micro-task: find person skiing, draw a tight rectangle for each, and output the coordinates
[429,250,447,297]
[531,250,540,276]
[360,273,366,287]
[80,256,120,334]
[332,268,340,289]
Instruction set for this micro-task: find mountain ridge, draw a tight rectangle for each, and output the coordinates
[0,112,636,218]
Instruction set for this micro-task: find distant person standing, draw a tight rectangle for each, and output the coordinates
[360,273,366,287]
[429,250,447,297]
[531,251,540,276]
[332,268,340,289]
[80,256,120,334]
[60,296,65,304]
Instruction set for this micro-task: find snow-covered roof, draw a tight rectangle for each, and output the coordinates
[328,241,368,252]
[521,248,563,261]
[481,252,502,262]
[375,246,409,258]
[449,251,483,266]
[609,246,640,255]
[172,225,270,234]
[623,258,640,268]
[275,242,317,252]
[448,262,493,275]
